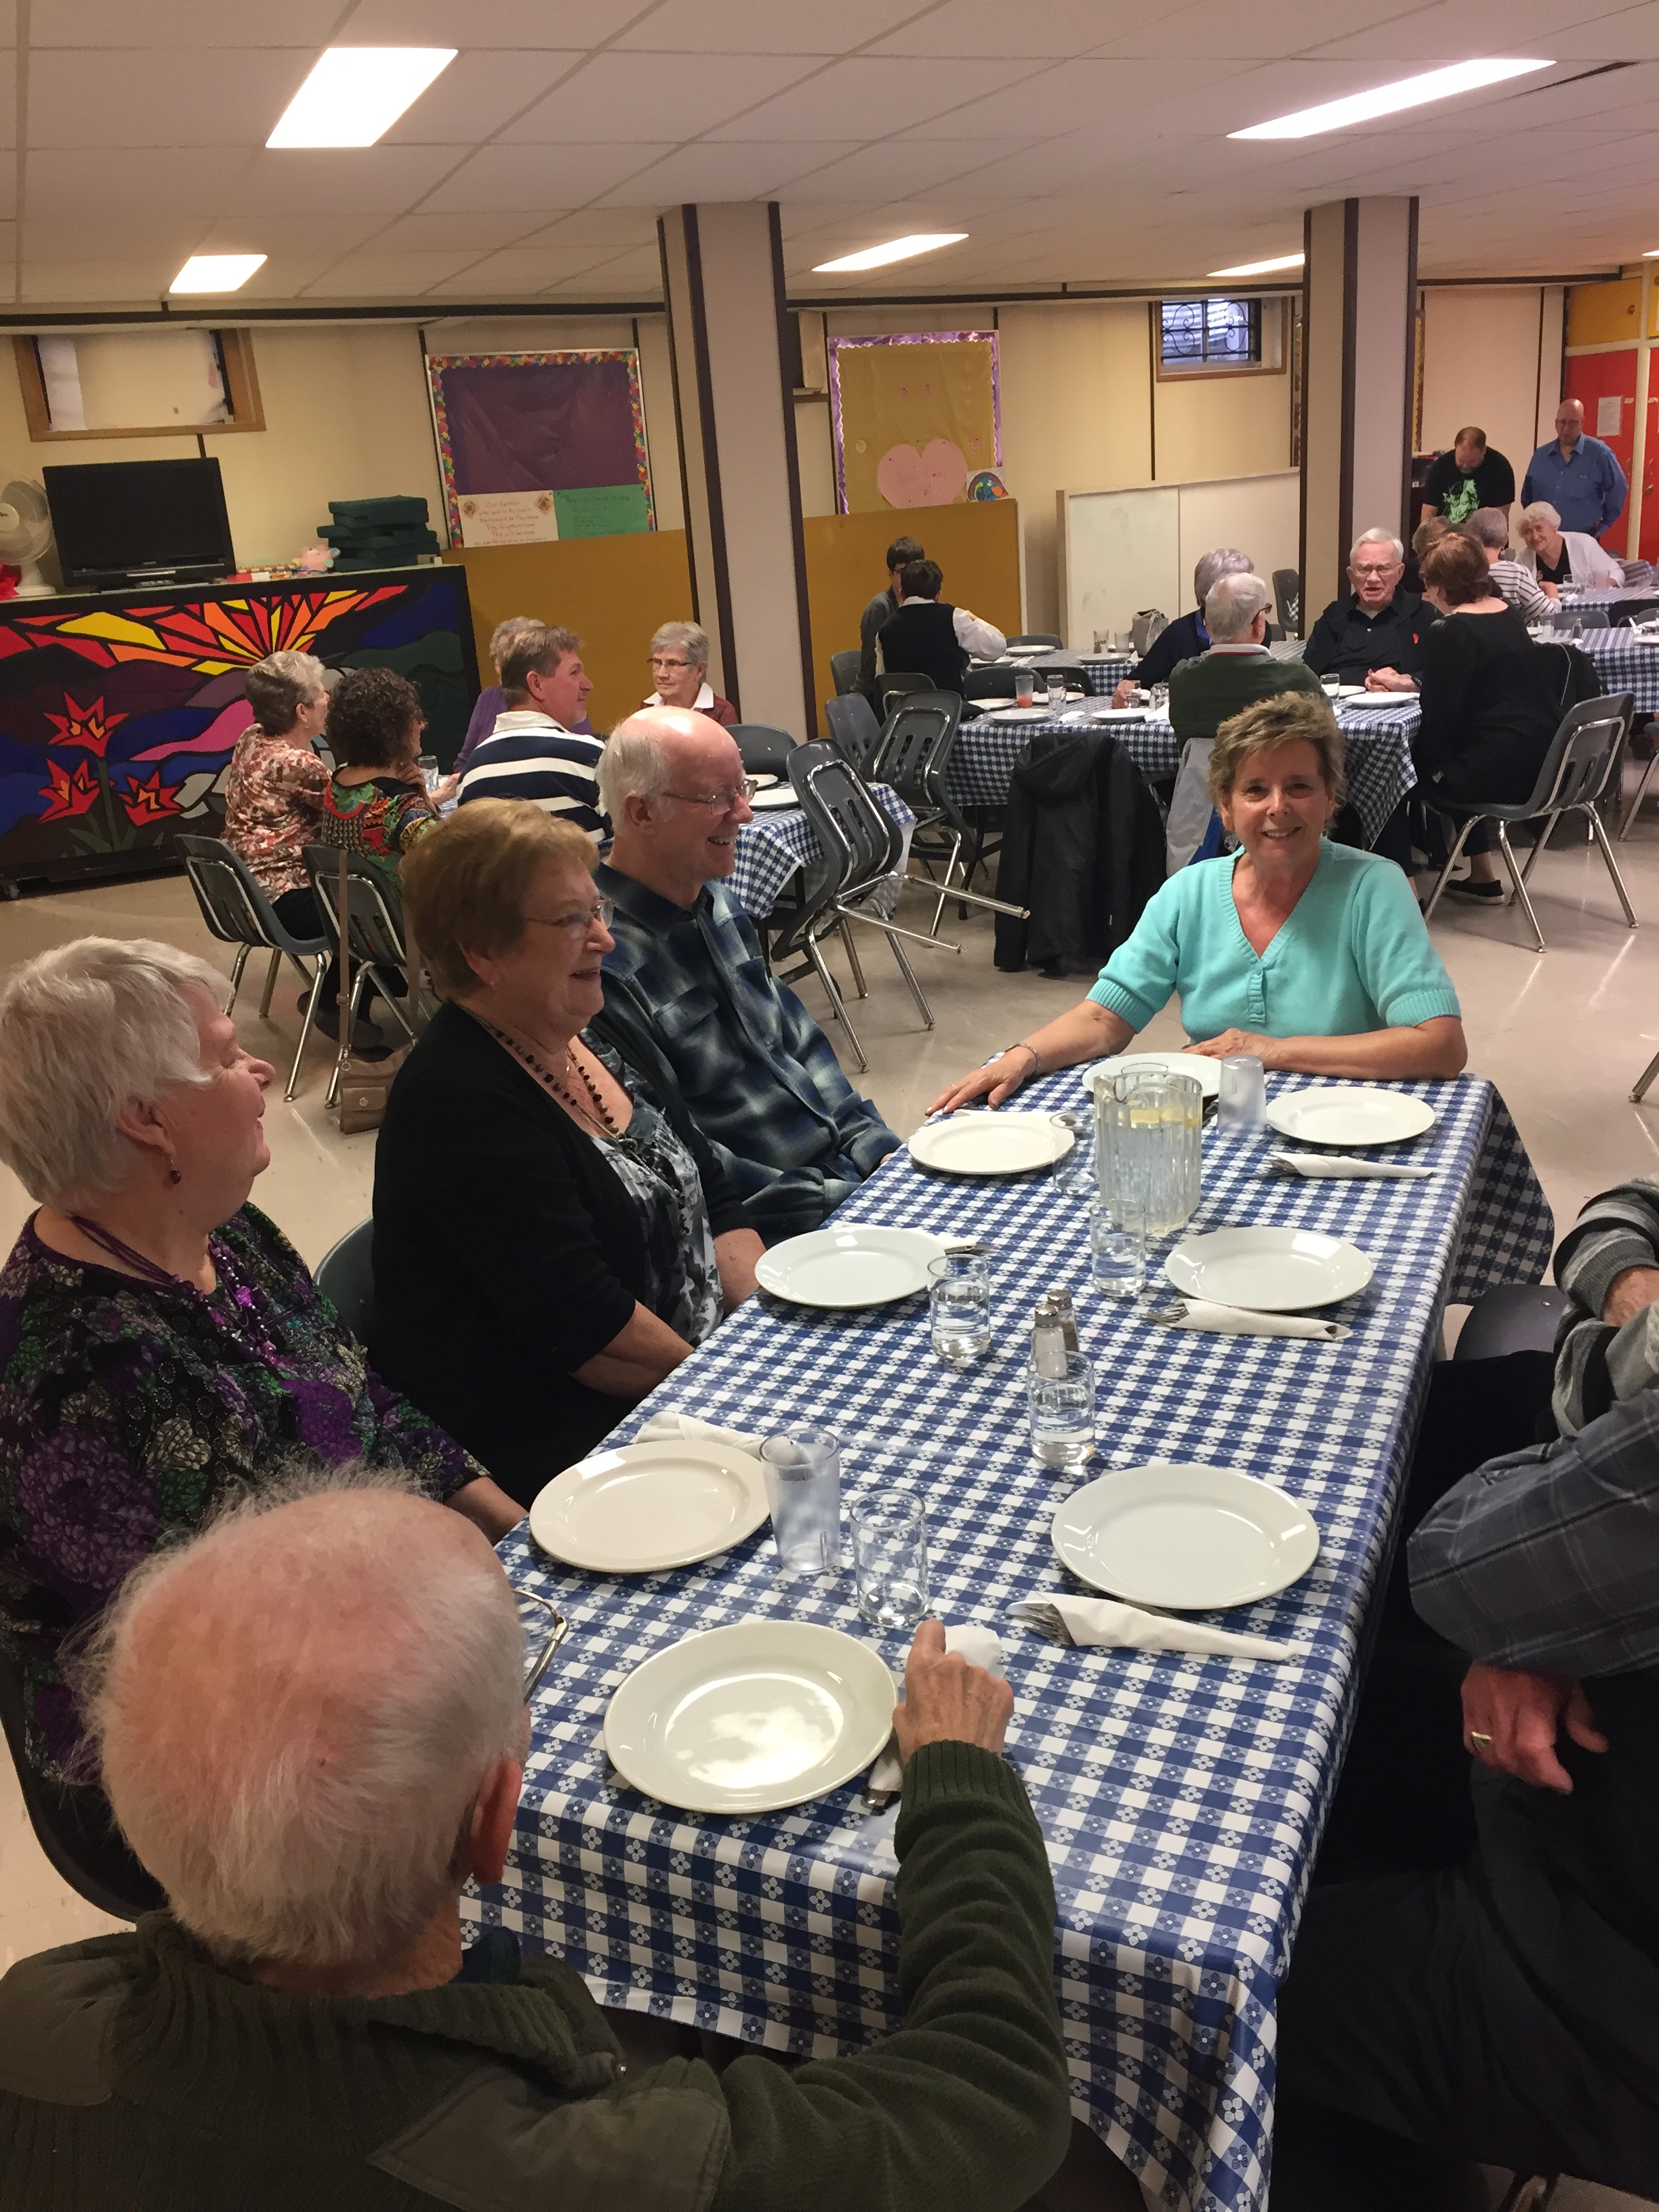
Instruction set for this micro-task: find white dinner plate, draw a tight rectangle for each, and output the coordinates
[748,771,779,789]
[1265,1088,1436,1147]
[1088,704,1152,719]
[604,1620,897,1813]
[1164,1226,1372,1311]
[1086,1050,1222,1101]
[981,704,1054,721]
[756,1223,950,1308]
[529,1439,769,1574]
[1052,1462,1320,1610]
[909,1109,1075,1176]
[747,785,802,811]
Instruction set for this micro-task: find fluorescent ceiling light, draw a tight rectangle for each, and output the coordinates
[1209,253,1305,277]
[1230,58,1551,140]
[812,232,968,273]
[267,47,456,148]
[169,254,266,293]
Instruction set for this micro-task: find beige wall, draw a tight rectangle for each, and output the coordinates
[1152,352,1290,489]
[1420,285,1552,497]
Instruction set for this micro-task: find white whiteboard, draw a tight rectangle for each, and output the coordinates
[1059,471,1301,648]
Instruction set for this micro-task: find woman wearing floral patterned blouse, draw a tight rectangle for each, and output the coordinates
[223,649,337,1026]
[318,666,451,881]
[0,937,521,1820]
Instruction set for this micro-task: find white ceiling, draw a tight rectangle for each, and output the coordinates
[4,0,1658,310]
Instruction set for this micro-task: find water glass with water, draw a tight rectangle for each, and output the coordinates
[417,752,442,793]
[1027,1351,1096,1471]
[928,1252,991,1365]
[1088,1200,1145,1296]
[1013,662,1036,707]
[852,1490,928,1627]
[1050,1111,1094,1200]
[759,1429,841,1577]
[1217,1053,1267,1134]
[1046,668,1068,711]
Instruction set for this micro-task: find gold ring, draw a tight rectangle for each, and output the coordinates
[1469,1732,1494,1750]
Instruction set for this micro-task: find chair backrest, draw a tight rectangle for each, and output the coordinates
[1619,558,1655,588]
[1129,609,1167,657]
[870,692,962,815]
[823,691,882,771]
[303,843,409,973]
[176,834,275,954]
[878,670,933,716]
[729,722,794,777]
[314,1216,377,1343]
[790,741,901,896]
[1520,692,1635,818]
[1007,632,1062,648]
[963,663,1021,699]
[829,648,862,697]
[1607,598,1659,630]
[1272,567,1303,632]
[0,1643,162,1921]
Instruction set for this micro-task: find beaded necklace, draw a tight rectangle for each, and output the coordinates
[474,1015,648,1164]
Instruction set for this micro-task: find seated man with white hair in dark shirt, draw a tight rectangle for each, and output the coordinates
[0,1472,1073,2211]
[1273,1174,1659,2207]
[1303,528,1431,693]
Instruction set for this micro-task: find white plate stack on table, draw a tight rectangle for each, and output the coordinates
[1265,1087,1436,1147]
[747,784,802,812]
[527,1437,771,1574]
[1163,1225,1374,1311]
[1050,1462,1321,1612]
[755,1224,949,1308]
[907,1109,1075,1177]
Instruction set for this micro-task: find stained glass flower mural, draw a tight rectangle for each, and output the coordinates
[37,757,100,821]
[45,696,127,758]
[117,770,183,825]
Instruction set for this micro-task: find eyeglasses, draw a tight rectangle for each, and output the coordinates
[520,1591,570,1704]
[660,779,758,812]
[650,655,694,669]
[523,896,615,939]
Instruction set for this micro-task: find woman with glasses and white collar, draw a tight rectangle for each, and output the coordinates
[642,619,739,727]
[371,800,763,1502]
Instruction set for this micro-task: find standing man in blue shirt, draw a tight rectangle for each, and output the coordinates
[1521,396,1629,541]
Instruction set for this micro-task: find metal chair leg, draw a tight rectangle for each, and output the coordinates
[368,964,419,1044]
[837,917,869,998]
[1517,811,1561,886]
[929,832,964,939]
[326,970,374,1109]
[285,956,325,1102]
[1620,750,1659,838]
[1420,816,1478,923]
[224,943,251,1015]
[1588,802,1639,926]
[1631,1043,1659,1102]
[258,946,281,1019]
[1496,823,1546,951]
[884,930,935,1027]
[806,937,866,1070]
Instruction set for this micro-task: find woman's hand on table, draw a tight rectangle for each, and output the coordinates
[432,772,460,804]
[928,1052,1033,1114]
[926,1004,1134,1114]
[1190,1019,1467,1082]
[892,1618,1014,1764]
[1187,1028,1286,1068]
[1461,1660,1606,1793]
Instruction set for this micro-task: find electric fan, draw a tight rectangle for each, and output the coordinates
[0,480,56,596]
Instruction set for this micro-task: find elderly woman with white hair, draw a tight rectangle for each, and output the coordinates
[0,938,520,1798]
[1110,546,1256,708]
[642,619,738,727]
[1514,499,1624,595]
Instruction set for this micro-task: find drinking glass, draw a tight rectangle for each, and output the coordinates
[928,1252,991,1366]
[1217,1053,1267,1134]
[1088,1200,1145,1297]
[1027,1351,1096,1470]
[1094,1069,1203,1237]
[1046,669,1069,711]
[852,1490,928,1627]
[1013,663,1036,707]
[759,1429,841,1577]
[1321,676,1342,698]
[417,752,441,793]
[1050,1111,1094,1200]
[1150,682,1170,714]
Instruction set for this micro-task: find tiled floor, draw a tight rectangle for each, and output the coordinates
[3,815,1657,2209]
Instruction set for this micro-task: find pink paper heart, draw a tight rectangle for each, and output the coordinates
[876,438,968,509]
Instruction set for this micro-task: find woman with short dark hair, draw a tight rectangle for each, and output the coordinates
[317,668,449,882]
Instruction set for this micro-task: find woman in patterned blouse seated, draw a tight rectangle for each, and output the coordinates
[317,666,453,880]
[0,938,520,1887]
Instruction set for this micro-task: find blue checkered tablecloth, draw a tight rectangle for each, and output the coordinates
[1576,626,1659,712]
[949,700,1422,846]
[729,784,914,920]
[1079,655,1136,695]
[470,1069,1552,2212]
[1556,586,1657,614]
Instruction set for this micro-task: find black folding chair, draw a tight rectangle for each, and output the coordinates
[1420,693,1637,950]
[829,649,861,696]
[823,692,881,773]
[1452,1284,1566,1361]
[1006,632,1061,649]
[877,670,934,717]
[870,691,1029,937]
[176,834,331,1101]
[1273,567,1303,634]
[1606,598,1659,630]
[314,1216,376,1343]
[729,722,794,777]
[303,844,421,1105]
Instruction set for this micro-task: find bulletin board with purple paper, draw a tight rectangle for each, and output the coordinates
[426,350,655,550]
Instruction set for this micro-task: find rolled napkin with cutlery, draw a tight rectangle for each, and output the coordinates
[865,1622,1004,1800]
[1160,1299,1346,1340]
[1010,1593,1294,1662]
[634,1410,759,1452]
[1269,1151,1433,1180]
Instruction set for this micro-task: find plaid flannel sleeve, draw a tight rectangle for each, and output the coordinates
[1552,1178,1659,1435]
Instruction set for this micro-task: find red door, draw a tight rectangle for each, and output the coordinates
[1643,388,1659,566]
[1562,348,1637,553]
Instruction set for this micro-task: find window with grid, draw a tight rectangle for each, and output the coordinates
[1159,297,1262,371]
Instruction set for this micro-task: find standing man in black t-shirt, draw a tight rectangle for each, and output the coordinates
[1419,426,1515,527]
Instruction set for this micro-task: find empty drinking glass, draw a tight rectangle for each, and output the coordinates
[1046,669,1068,711]
[417,752,442,793]
[852,1489,928,1627]
[1050,1111,1094,1200]
[759,1429,841,1577]
[1027,1351,1096,1470]
[928,1252,991,1366]
[1088,1200,1145,1296]
[1217,1053,1267,1134]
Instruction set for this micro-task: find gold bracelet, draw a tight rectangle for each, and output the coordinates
[1002,1041,1042,1076]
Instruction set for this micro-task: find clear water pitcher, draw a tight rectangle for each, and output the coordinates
[1094,1068,1203,1237]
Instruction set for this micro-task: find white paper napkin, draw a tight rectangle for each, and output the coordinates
[1271,1151,1433,1180]
[634,1410,759,1452]
[1170,1300,1344,1340]
[865,1623,1004,1797]
[1010,1594,1293,1662]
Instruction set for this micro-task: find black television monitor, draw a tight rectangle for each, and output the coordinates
[43,457,235,590]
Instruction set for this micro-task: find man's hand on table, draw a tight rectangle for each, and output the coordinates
[1603,1265,1659,1328]
[1462,1661,1607,1793]
[1364,667,1418,693]
[893,1619,1014,1764]
[1111,679,1136,709]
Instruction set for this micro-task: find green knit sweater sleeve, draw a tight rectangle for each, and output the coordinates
[706,1742,1071,2212]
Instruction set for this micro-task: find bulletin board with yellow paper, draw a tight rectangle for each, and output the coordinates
[828,332,1004,514]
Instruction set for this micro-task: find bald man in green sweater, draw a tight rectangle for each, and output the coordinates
[1168,571,1325,742]
[0,1477,1073,2212]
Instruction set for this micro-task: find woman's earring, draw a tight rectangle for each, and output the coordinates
[164,1150,182,1186]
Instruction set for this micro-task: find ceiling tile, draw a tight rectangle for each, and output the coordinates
[30,0,338,42]
[20,259,180,302]
[1084,0,1427,60]
[26,47,310,148]
[614,0,921,51]
[1317,1,1658,58]
[419,141,674,209]
[194,213,390,254]
[380,50,584,144]
[500,52,820,143]
[424,245,622,291]
[299,249,483,295]
[939,56,1250,137]
[523,207,662,246]
[870,0,1162,56]
[218,146,464,217]
[593,140,867,204]
[22,216,205,258]
[337,0,655,44]
[781,139,1047,203]
[556,245,661,287]
[24,146,247,219]
[706,56,1050,140]
[368,211,548,251]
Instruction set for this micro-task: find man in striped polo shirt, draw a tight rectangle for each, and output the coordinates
[456,623,605,842]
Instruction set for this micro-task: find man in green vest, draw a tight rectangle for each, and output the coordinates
[1167,571,1324,743]
[0,1475,1074,2212]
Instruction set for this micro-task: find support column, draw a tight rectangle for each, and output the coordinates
[657,202,816,739]
[1300,197,1418,614]
[1626,260,1652,563]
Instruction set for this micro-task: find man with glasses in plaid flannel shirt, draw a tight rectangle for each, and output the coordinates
[594,708,898,1240]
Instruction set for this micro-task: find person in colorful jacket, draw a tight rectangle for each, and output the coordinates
[222,649,340,1029]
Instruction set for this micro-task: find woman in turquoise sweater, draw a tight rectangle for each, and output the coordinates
[932,693,1466,1111]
